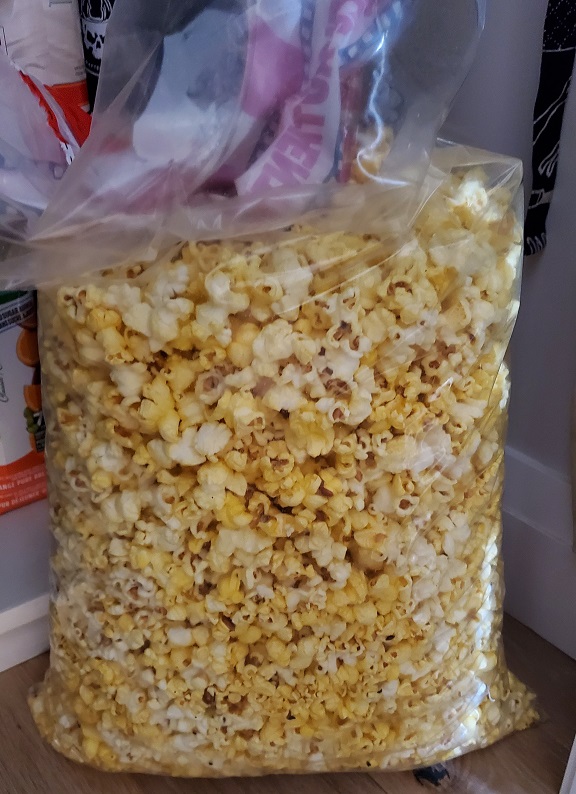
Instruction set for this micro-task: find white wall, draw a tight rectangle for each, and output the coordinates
[444,0,548,185]
[0,500,50,613]
[0,500,50,671]
[444,0,576,658]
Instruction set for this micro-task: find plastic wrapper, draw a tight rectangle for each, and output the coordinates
[0,5,89,514]
[0,51,82,254]
[0,0,491,285]
[0,53,83,514]
[0,0,537,779]
[0,0,90,143]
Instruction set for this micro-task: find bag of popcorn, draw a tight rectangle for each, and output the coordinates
[1,0,537,778]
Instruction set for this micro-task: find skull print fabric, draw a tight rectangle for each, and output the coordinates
[525,0,576,255]
[79,0,116,109]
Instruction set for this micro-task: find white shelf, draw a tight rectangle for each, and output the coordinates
[0,499,51,672]
[0,594,49,673]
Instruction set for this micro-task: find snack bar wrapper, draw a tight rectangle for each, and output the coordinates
[0,0,538,778]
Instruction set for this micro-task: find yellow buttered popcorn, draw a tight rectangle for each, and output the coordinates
[31,158,536,777]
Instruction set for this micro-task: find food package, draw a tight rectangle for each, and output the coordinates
[0,0,90,143]
[0,290,46,514]
[0,0,537,778]
[0,54,75,516]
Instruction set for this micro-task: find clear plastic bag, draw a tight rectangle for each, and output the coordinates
[0,0,538,778]
[0,0,487,286]
[0,54,74,244]
[30,146,536,776]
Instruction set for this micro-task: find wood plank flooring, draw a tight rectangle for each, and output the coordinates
[0,615,574,793]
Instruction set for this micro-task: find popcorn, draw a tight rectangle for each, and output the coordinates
[32,162,535,779]
[263,383,305,414]
[193,423,233,458]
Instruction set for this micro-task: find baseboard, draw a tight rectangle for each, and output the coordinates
[503,446,573,546]
[0,594,49,674]
[561,735,576,794]
[503,447,576,660]
[503,511,576,660]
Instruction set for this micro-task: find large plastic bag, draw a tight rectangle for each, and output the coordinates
[0,0,538,777]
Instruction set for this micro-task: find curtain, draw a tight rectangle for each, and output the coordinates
[525,0,576,255]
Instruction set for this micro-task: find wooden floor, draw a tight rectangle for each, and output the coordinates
[0,616,574,794]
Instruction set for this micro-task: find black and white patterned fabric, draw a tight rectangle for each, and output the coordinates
[525,0,576,255]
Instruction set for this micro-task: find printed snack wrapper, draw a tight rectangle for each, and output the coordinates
[0,0,90,144]
[0,0,539,778]
[0,290,46,514]
[0,52,83,515]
